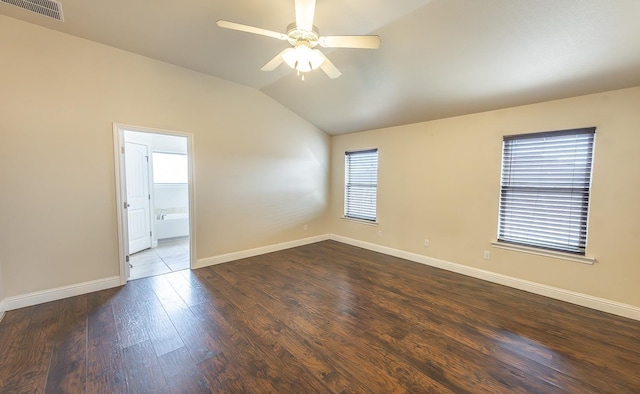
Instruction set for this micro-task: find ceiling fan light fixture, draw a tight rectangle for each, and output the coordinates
[282,45,325,73]
[309,49,325,69]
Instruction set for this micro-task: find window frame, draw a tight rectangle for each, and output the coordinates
[344,148,379,223]
[496,128,596,256]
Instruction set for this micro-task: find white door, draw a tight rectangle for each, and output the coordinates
[125,142,152,254]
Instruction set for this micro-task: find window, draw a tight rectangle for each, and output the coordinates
[498,128,595,255]
[345,149,378,222]
[152,152,188,184]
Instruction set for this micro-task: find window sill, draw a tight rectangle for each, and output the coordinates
[341,217,379,226]
[491,241,596,265]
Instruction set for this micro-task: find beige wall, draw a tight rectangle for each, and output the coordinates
[0,16,330,298]
[329,86,640,308]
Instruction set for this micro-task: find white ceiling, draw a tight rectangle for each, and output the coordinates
[3,0,640,135]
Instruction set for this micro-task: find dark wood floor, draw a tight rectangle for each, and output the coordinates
[1,241,639,393]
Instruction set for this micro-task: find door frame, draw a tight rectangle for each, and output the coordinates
[113,123,196,285]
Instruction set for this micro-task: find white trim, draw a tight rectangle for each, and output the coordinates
[113,123,197,285]
[491,241,596,265]
[329,234,640,321]
[341,217,379,226]
[0,299,5,322]
[3,276,121,311]
[113,125,129,285]
[187,134,197,276]
[195,235,330,268]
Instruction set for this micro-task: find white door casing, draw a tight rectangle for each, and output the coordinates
[114,123,196,285]
[125,142,152,254]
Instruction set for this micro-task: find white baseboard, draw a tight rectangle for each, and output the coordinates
[4,276,122,312]
[329,234,640,321]
[0,299,5,323]
[195,234,331,269]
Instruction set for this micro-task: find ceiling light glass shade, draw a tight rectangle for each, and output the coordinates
[281,45,325,73]
[281,48,297,68]
[309,49,325,70]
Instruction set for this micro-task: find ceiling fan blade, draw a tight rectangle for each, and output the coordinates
[295,0,316,31]
[216,20,287,41]
[261,49,291,71]
[319,35,381,49]
[319,54,342,79]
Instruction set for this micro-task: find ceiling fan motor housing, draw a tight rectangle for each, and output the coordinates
[286,22,319,48]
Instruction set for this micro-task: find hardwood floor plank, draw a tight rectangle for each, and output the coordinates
[86,290,127,393]
[149,275,189,311]
[0,305,35,327]
[164,270,212,307]
[157,347,212,393]
[0,301,63,392]
[196,352,247,393]
[134,288,186,358]
[44,296,87,393]
[189,302,282,393]
[112,297,151,350]
[122,340,168,393]
[0,307,33,386]
[164,303,222,365]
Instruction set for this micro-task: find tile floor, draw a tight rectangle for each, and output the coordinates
[129,236,190,280]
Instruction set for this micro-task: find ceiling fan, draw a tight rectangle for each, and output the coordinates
[216,0,381,79]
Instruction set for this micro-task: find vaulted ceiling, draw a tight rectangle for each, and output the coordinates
[3,0,640,135]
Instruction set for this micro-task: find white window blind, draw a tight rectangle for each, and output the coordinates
[345,149,378,222]
[498,128,595,255]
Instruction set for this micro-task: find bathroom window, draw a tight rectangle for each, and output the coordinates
[153,152,188,184]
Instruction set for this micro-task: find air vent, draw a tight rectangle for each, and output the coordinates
[1,0,64,21]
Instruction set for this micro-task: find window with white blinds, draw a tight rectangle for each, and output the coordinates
[498,128,595,255]
[345,149,378,222]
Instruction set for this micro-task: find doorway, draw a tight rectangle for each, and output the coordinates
[113,124,195,283]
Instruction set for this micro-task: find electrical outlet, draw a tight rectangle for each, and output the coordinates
[424,239,430,247]
[303,224,308,231]
[378,230,383,237]
[483,251,491,260]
